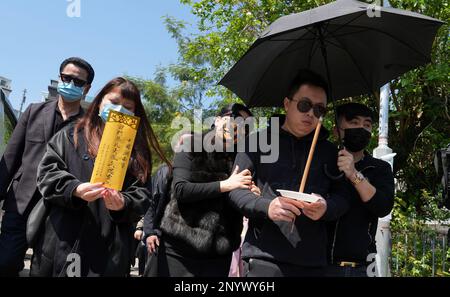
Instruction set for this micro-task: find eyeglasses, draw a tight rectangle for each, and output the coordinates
[221,111,242,119]
[222,118,251,138]
[60,73,88,88]
[291,97,327,118]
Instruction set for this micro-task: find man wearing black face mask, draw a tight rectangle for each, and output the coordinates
[326,103,395,277]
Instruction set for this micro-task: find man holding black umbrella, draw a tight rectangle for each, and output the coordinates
[229,69,350,277]
[326,103,395,277]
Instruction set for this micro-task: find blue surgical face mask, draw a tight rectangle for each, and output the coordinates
[99,103,134,122]
[57,82,84,102]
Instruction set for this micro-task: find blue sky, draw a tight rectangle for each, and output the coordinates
[0,0,197,111]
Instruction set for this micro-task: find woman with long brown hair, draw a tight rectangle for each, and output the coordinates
[30,77,168,277]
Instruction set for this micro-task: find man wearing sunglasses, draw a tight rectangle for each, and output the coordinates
[0,57,94,276]
[229,69,349,276]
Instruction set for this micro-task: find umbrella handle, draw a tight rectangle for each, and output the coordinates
[298,118,323,192]
[291,118,323,233]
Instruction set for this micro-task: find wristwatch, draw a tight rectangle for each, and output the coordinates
[351,171,365,185]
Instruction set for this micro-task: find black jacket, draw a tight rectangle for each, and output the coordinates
[31,125,150,277]
[0,100,82,214]
[327,153,395,264]
[160,148,243,258]
[229,126,350,267]
[143,164,172,239]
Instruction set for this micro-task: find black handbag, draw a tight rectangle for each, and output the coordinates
[142,245,159,277]
[26,198,50,248]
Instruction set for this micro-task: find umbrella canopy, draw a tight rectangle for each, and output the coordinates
[219,0,443,107]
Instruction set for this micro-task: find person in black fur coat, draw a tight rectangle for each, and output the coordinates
[154,104,254,277]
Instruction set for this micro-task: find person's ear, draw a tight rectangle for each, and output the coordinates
[283,97,290,113]
[83,84,91,96]
[333,126,339,139]
[335,123,346,141]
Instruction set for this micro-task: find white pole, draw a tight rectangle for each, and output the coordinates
[0,91,5,155]
[373,83,396,277]
[372,0,397,277]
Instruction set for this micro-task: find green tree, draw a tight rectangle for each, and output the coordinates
[169,0,332,113]
[386,0,449,212]
[129,69,181,169]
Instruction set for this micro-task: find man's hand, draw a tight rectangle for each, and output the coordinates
[74,182,105,202]
[102,188,125,211]
[146,235,160,254]
[268,197,302,222]
[337,149,357,179]
[302,194,327,221]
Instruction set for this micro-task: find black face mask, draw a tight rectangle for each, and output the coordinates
[343,128,371,152]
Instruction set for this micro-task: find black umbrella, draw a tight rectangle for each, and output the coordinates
[219,0,443,108]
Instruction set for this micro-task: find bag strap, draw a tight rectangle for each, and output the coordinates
[57,208,89,277]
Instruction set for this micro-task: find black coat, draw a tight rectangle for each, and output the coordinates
[143,164,172,239]
[327,153,395,263]
[160,149,243,257]
[0,100,82,214]
[30,125,150,277]
[229,126,350,267]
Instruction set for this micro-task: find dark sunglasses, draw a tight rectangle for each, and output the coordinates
[291,97,327,118]
[222,115,251,137]
[221,111,242,119]
[60,73,88,87]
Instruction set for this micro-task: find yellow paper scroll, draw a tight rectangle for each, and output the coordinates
[90,110,140,190]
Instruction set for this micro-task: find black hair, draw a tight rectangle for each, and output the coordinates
[59,57,95,84]
[268,113,286,127]
[217,103,253,118]
[336,103,375,122]
[286,69,328,100]
[211,103,253,130]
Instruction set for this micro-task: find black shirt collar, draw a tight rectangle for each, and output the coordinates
[55,103,83,120]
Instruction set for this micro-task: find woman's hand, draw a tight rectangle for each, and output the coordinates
[220,165,252,192]
[134,230,143,241]
[74,182,105,202]
[250,181,261,196]
[102,188,125,211]
[146,235,160,254]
